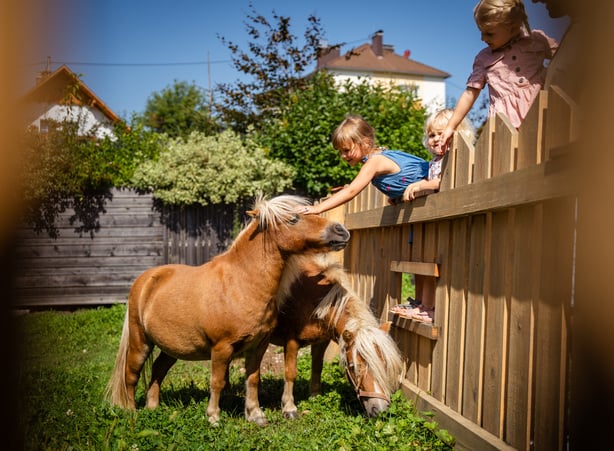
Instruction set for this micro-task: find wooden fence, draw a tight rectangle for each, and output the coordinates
[13,189,164,307]
[13,191,242,308]
[325,85,577,450]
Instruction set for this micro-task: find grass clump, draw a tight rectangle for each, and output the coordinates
[16,304,454,450]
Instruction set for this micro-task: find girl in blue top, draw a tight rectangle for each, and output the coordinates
[300,115,429,215]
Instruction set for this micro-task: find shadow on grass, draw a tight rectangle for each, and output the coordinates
[141,374,365,419]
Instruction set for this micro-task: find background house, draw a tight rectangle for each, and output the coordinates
[21,62,119,139]
[317,30,449,112]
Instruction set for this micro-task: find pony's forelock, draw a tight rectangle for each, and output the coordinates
[252,194,310,230]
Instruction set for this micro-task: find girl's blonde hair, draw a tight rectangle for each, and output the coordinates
[473,0,530,33]
[332,115,376,151]
[423,109,476,148]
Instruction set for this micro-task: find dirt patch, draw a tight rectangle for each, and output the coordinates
[260,344,286,375]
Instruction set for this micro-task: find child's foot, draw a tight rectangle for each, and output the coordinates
[410,305,434,324]
[391,301,421,317]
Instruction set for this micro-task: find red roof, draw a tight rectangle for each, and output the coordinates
[317,32,449,79]
[22,64,119,123]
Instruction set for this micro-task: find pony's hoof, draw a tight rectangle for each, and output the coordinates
[208,416,221,427]
[283,410,299,420]
[250,416,269,427]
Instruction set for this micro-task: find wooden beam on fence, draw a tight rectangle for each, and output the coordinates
[390,261,439,277]
[400,380,516,451]
[343,159,573,230]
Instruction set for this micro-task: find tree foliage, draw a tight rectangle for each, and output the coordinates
[258,72,429,198]
[20,117,164,238]
[131,130,295,206]
[139,80,219,139]
[217,2,325,133]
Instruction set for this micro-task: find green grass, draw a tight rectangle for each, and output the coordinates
[16,305,454,450]
[402,273,416,302]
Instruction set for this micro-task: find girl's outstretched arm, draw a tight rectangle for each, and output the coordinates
[441,87,481,151]
[305,157,385,215]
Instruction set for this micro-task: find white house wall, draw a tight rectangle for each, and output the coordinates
[28,104,115,139]
[328,70,446,114]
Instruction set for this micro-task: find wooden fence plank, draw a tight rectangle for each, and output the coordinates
[416,222,438,391]
[455,132,475,188]
[493,113,518,176]
[445,218,468,411]
[474,116,494,182]
[431,220,451,401]
[482,211,511,438]
[545,85,579,160]
[532,198,574,450]
[504,205,540,450]
[518,90,548,168]
[406,224,425,384]
[462,214,488,424]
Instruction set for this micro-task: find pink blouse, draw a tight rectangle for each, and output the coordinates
[467,29,558,128]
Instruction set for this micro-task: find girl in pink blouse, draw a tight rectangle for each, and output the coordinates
[441,0,558,150]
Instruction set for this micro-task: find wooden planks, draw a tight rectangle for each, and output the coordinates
[14,189,164,307]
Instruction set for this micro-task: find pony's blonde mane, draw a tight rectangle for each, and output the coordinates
[229,194,311,253]
[280,253,404,398]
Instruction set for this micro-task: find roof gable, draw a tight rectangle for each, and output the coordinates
[22,65,119,123]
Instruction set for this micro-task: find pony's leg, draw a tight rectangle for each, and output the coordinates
[281,339,300,419]
[124,328,154,409]
[207,343,233,425]
[310,342,327,396]
[244,341,269,426]
[146,352,177,409]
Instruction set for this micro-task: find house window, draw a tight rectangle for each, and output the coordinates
[39,119,51,134]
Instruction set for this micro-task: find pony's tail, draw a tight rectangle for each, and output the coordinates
[104,305,131,408]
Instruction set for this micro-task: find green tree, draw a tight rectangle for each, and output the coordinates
[131,130,295,206]
[20,116,165,238]
[258,72,428,198]
[217,2,325,133]
[139,80,219,139]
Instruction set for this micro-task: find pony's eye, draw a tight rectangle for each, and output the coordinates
[288,214,300,225]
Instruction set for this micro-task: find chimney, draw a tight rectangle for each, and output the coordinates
[35,56,52,84]
[371,30,384,57]
[317,41,341,69]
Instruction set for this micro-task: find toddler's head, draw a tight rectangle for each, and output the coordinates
[424,109,476,157]
[473,0,530,33]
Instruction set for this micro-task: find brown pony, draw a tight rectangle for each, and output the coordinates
[105,195,350,426]
[270,253,405,418]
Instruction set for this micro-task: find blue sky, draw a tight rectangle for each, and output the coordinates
[25,0,569,120]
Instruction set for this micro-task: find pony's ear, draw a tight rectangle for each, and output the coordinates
[246,209,258,218]
[380,321,392,334]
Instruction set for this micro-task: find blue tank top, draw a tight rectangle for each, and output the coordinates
[363,150,429,200]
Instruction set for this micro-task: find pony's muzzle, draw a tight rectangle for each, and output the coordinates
[363,396,390,417]
[327,223,350,250]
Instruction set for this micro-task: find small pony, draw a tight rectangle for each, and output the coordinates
[105,195,350,426]
[270,253,405,418]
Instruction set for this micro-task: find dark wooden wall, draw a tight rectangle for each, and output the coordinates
[13,189,164,307]
[12,189,243,308]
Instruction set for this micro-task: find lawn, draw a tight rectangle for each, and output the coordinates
[16,304,454,450]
